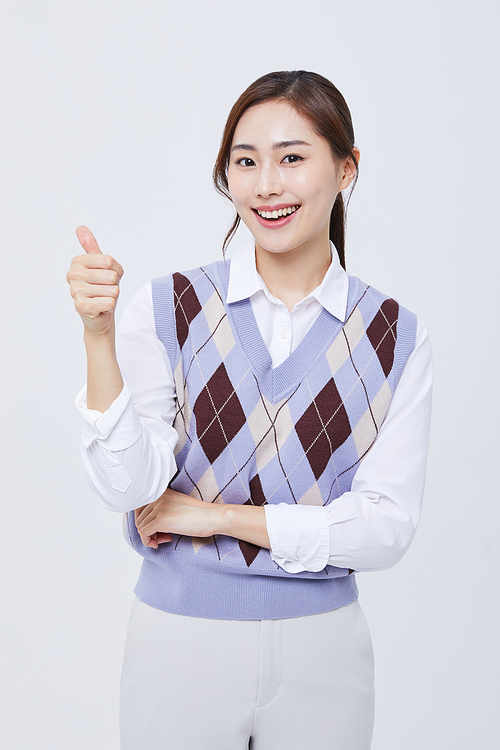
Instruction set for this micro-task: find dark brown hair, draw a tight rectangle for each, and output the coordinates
[212,70,358,269]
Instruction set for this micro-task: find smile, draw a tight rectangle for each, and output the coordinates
[254,205,300,221]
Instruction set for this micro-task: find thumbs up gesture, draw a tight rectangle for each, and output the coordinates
[67,226,124,335]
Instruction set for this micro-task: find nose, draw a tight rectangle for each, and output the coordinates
[254,160,283,199]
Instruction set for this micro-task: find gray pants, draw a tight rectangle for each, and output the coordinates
[120,597,374,749]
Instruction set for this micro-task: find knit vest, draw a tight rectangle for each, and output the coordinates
[126,260,417,620]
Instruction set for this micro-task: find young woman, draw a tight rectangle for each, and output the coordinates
[68,70,432,750]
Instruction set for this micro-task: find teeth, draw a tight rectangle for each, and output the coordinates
[257,205,299,219]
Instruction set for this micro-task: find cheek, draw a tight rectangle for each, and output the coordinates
[311,169,341,211]
[227,172,244,208]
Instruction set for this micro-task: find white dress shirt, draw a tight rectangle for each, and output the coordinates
[76,239,433,574]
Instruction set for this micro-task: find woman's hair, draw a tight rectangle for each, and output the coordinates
[213,70,358,269]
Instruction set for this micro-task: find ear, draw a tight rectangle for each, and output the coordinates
[339,147,360,190]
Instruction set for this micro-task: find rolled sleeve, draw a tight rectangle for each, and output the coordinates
[75,281,180,513]
[76,382,143,450]
[264,503,330,573]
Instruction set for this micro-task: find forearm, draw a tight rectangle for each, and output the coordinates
[218,504,270,549]
[135,490,271,549]
[84,325,124,413]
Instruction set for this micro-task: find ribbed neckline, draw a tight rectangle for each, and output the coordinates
[213,260,360,404]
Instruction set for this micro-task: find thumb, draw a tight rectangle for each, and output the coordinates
[75,225,102,254]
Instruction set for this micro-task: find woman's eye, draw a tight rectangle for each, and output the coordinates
[236,157,256,167]
[282,154,303,164]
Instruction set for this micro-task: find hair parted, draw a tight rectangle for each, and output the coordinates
[212,70,358,269]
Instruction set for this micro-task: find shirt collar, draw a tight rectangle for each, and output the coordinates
[226,237,349,323]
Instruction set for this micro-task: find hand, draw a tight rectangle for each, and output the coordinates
[67,225,124,335]
[135,489,222,549]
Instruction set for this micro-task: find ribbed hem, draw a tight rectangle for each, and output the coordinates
[134,557,358,620]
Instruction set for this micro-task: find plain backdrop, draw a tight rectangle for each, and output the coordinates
[1,1,498,748]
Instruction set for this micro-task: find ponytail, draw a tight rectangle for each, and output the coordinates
[330,193,345,270]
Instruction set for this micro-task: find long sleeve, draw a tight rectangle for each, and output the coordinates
[75,282,179,512]
[264,319,433,572]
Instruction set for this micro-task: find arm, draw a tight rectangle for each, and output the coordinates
[135,489,270,549]
[69,226,178,512]
[136,322,431,558]
[264,319,433,572]
[75,281,179,512]
[68,226,124,413]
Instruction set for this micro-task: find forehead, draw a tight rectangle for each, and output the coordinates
[232,100,319,146]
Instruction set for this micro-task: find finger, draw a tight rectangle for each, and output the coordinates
[135,504,153,526]
[138,513,166,536]
[155,533,173,544]
[74,282,120,300]
[79,268,122,286]
[134,506,147,521]
[70,254,124,278]
[73,286,118,315]
[75,225,103,255]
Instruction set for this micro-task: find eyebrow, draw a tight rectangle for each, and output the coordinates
[231,139,312,153]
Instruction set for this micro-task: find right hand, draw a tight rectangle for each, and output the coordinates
[67,226,124,335]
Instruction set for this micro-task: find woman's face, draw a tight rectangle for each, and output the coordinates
[227,100,354,258]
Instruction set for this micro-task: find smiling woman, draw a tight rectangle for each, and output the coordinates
[68,70,432,750]
[214,71,359,269]
[225,99,357,308]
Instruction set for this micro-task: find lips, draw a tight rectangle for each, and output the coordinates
[252,204,301,228]
[253,204,300,219]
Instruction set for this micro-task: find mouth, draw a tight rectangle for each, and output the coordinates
[252,204,301,222]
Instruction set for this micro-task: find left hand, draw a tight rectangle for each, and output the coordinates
[135,489,221,548]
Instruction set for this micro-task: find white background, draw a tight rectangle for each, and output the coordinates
[1,1,498,747]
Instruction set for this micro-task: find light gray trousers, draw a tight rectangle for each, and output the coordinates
[120,596,374,750]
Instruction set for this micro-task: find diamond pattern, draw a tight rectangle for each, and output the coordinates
[203,291,236,360]
[238,531,261,567]
[249,473,266,506]
[238,475,267,567]
[193,362,246,464]
[173,273,202,349]
[154,265,414,573]
[295,378,351,480]
[173,359,192,457]
[366,298,399,377]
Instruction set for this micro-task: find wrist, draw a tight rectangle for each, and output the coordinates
[212,503,232,536]
[216,503,270,549]
[84,323,116,346]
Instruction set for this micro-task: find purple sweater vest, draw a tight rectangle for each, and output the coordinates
[126,261,417,619]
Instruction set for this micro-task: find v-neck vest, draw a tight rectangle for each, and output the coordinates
[126,260,417,619]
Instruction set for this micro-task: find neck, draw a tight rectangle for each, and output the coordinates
[255,238,332,312]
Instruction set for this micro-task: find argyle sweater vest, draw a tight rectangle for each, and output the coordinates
[127,260,417,620]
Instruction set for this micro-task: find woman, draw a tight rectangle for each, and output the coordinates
[68,70,432,750]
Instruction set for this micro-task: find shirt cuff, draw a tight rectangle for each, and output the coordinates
[264,503,331,573]
[75,382,143,450]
